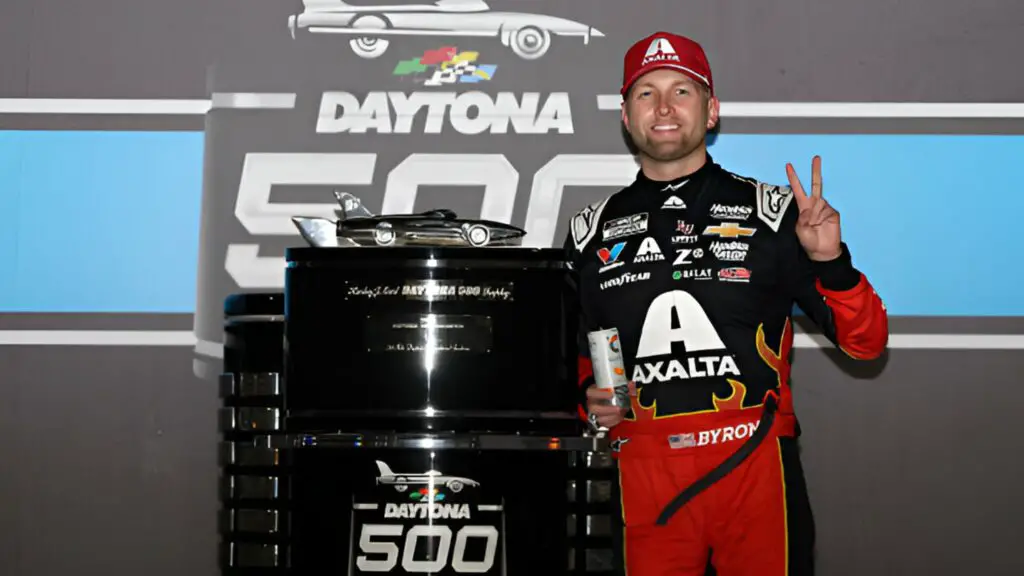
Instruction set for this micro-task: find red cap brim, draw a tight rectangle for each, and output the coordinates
[620,63,713,96]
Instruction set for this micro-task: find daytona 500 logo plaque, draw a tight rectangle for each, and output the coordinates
[350,460,505,574]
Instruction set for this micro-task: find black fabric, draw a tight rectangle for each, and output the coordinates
[778,436,817,576]
[562,155,860,422]
[811,242,861,291]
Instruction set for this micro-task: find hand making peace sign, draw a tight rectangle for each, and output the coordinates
[786,155,843,262]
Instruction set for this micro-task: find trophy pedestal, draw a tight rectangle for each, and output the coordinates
[217,246,622,576]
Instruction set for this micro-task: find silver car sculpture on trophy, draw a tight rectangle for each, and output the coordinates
[292,191,527,248]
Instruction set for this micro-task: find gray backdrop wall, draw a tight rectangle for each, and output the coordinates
[2,1,1023,575]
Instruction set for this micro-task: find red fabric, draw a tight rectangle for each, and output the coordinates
[618,430,806,575]
[620,32,714,95]
[816,273,889,360]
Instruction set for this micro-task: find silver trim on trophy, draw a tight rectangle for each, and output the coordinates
[280,432,607,452]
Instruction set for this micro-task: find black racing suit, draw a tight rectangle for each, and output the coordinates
[563,155,889,575]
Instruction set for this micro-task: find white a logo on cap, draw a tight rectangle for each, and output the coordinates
[643,37,681,66]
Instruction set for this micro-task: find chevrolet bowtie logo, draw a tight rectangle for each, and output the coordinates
[703,222,757,238]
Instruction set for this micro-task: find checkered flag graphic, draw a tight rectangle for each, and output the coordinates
[425,60,480,86]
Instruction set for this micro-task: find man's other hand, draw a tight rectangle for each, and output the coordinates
[585,381,637,428]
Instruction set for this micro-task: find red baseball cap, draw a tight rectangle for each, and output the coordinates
[621,32,714,96]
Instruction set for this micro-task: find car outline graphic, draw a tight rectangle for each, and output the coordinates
[374,459,481,493]
[287,0,604,60]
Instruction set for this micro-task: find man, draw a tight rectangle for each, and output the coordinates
[564,32,889,575]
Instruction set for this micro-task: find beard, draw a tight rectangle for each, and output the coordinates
[633,131,704,162]
[623,103,712,163]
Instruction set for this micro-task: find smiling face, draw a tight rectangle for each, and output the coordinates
[621,68,720,164]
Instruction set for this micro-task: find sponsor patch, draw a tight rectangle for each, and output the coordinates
[662,195,686,209]
[703,222,756,238]
[755,183,794,233]
[718,267,751,283]
[603,212,649,241]
[571,197,610,250]
[709,203,753,220]
[709,241,749,262]
[672,267,713,281]
[597,241,627,273]
[672,248,704,266]
[633,237,665,263]
[599,270,650,291]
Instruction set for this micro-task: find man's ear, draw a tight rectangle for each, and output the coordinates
[706,95,720,131]
[621,102,629,129]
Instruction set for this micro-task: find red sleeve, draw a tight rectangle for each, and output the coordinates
[816,273,889,359]
[793,241,890,361]
[775,187,889,361]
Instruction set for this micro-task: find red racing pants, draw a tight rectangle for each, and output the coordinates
[614,418,815,576]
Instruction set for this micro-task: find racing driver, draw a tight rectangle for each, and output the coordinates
[564,31,889,575]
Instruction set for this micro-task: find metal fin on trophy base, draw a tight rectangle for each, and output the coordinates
[333,191,375,221]
[292,216,344,248]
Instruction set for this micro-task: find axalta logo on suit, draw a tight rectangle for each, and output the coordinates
[631,291,741,385]
[633,356,740,384]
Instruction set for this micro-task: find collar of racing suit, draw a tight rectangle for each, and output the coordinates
[631,152,719,197]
